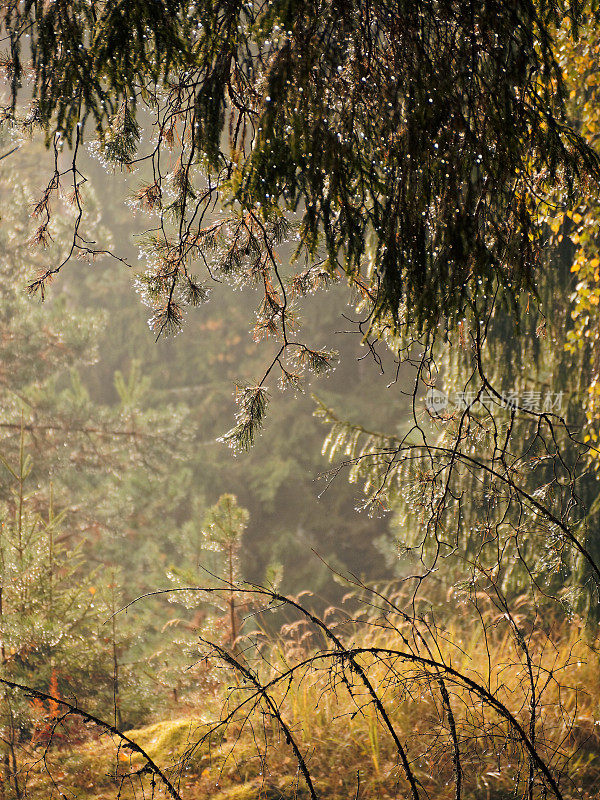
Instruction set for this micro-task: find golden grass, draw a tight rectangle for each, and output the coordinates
[14,605,600,800]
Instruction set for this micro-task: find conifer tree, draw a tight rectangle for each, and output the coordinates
[312,11,600,615]
[0,138,199,608]
[3,1,600,446]
[0,436,110,795]
[167,493,282,658]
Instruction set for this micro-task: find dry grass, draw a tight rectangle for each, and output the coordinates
[14,596,600,800]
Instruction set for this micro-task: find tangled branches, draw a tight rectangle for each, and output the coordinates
[4,0,600,444]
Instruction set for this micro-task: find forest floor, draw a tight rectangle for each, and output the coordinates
[15,613,600,800]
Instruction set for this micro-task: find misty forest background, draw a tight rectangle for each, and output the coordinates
[0,137,402,709]
[0,132,413,784]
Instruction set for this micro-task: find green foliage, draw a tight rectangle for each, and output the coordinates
[167,494,283,651]
[203,493,249,555]
[96,100,141,169]
[0,441,111,745]
[219,386,269,452]
[4,1,600,445]
[315,223,600,616]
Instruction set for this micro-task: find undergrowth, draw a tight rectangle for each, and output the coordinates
[11,589,600,800]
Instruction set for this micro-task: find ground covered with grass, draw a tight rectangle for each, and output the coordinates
[14,599,600,800]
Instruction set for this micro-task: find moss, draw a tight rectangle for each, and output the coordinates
[213,783,261,800]
[125,715,217,767]
[213,779,309,800]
